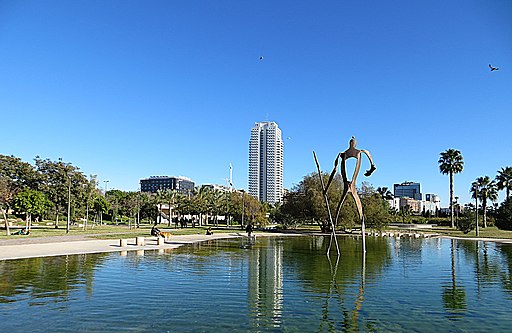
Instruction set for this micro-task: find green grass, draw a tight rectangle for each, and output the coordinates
[0,221,245,240]
[429,226,512,239]
[4,219,512,242]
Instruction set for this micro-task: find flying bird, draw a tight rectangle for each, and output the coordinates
[259,56,264,60]
[489,64,499,71]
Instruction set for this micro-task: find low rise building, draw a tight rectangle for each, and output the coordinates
[140,176,195,194]
[394,181,422,200]
[387,185,440,215]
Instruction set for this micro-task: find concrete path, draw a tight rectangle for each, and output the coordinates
[0,232,290,261]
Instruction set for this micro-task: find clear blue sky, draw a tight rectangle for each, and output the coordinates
[1,0,511,206]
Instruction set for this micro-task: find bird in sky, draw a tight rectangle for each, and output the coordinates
[259,56,264,60]
[489,64,499,71]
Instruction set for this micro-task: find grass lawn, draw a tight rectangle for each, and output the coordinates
[429,226,512,239]
[3,219,512,242]
[0,221,244,240]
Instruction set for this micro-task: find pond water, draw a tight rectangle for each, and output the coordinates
[1,236,512,332]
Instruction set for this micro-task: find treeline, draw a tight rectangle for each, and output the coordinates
[0,154,269,235]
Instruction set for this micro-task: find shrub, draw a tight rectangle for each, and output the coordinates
[495,198,512,230]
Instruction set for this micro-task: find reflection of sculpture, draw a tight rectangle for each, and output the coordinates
[314,136,376,254]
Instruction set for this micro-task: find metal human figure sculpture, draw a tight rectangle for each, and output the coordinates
[314,136,376,255]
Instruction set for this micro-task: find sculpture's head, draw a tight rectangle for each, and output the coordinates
[349,136,357,148]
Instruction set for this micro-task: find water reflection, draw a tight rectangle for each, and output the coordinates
[496,243,512,296]
[261,235,393,332]
[1,236,512,332]
[247,237,283,328]
[442,239,467,317]
[0,253,107,305]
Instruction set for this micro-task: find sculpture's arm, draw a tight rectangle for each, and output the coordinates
[324,153,341,192]
[361,150,376,177]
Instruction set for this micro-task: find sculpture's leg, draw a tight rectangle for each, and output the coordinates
[313,152,340,256]
[362,215,366,253]
[352,192,366,253]
[334,187,349,227]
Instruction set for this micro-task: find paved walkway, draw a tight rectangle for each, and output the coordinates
[0,232,291,261]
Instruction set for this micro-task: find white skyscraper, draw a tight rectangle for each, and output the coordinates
[249,121,284,204]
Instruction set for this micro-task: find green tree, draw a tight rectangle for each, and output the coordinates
[496,166,512,201]
[139,192,158,223]
[35,157,87,228]
[0,177,13,235]
[195,186,212,225]
[399,205,412,223]
[106,189,125,224]
[13,189,51,230]
[122,191,140,229]
[208,189,224,227]
[162,189,178,227]
[439,149,464,228]
[83,175,99,230]
[471,176,498,228]
[495,198,512,230]
[92,195,109,225]
[0,155,40,234]
[0,154,40,191]
[360,183,390,230]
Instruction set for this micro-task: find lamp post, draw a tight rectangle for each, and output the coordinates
[137,187,141,228]
[67,174,71,234]
[475,186,479,237]
[454,196,459,228]
[241,190,245,229]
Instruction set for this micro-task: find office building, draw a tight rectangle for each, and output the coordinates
[140,176,195,194]
[248,121,284,204]
[394,181,422,200]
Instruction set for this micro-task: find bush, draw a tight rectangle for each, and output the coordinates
[458,211,476,234]
[495,198,512,230]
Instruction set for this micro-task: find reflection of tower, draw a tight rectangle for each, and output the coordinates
[248,238,283,327]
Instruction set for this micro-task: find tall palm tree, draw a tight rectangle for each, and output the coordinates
[471,176,498,228]
[496,166,512,201]
[439,149,464,228]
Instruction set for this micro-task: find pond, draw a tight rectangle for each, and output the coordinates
[1,235,512,332]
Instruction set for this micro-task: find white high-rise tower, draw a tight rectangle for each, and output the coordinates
[248,121,284,204]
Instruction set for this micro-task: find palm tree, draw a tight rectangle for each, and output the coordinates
[496,166,512,201]
[439,149,464,228]
[376,187,393,200]
[155,189,167,225]
[208,189,223,227]
[162,189,178,227]
[471,176,498,228]
[195,186,212,225]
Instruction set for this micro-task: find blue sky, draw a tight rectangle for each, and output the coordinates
[1,0,511,206]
